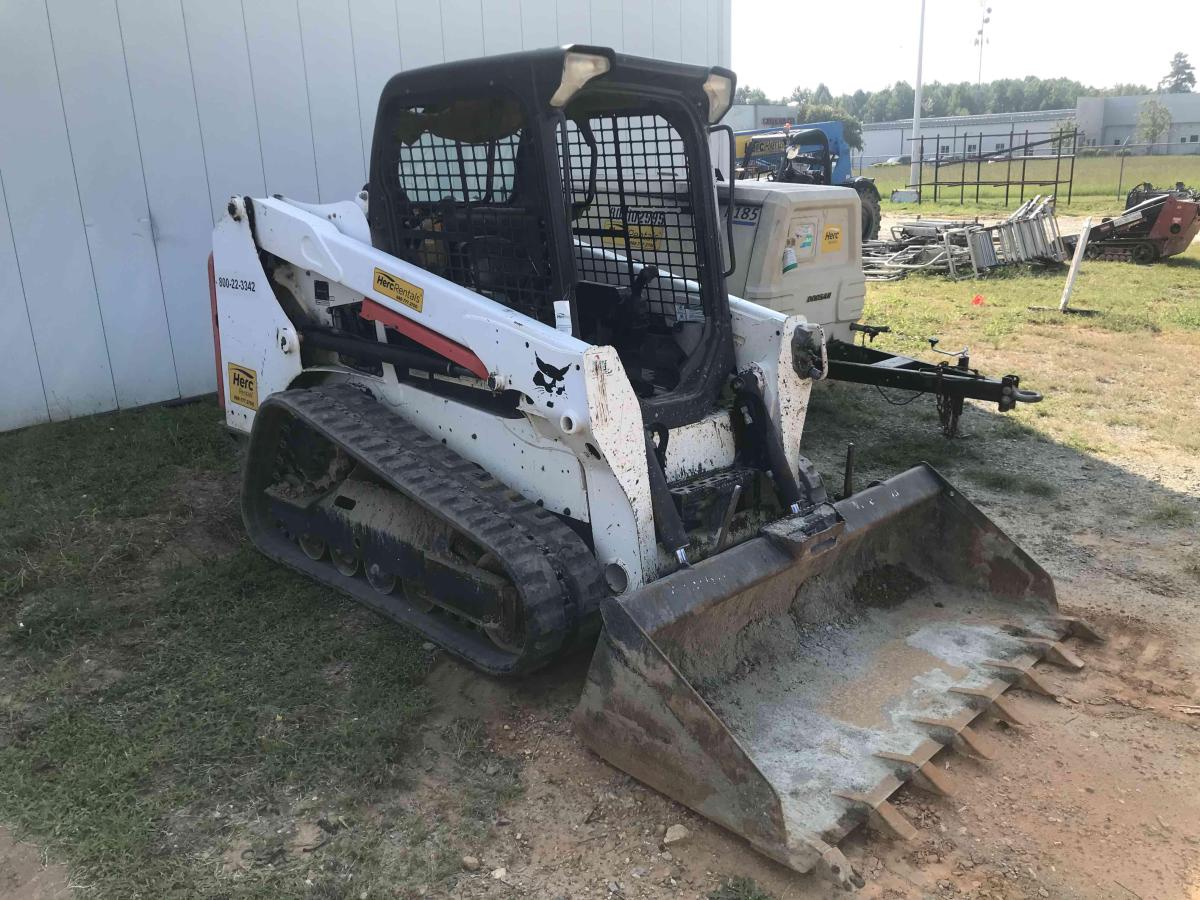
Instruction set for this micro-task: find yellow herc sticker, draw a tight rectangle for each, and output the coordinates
[821,225,843,253]
[602,220,663,252]
[228,363,258,410]
[373,267,424,312]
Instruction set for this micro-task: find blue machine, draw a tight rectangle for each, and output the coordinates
[735,121,881,239]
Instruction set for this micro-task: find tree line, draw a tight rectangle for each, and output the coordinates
[734,54,1193,152]
[735,76,1153,123]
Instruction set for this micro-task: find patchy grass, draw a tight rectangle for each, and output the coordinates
[0,399,513,897]
[846,243,1200,466]
[1139,500,1196,528]
[0,401,237,601]
[965,468,1060,498]
[710,875,775,900]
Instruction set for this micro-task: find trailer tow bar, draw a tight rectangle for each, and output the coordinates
[821,325,1042,437]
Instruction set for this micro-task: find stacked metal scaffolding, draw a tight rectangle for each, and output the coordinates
[862,196,1066,281]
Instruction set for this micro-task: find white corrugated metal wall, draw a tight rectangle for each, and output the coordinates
[0,0,731,431]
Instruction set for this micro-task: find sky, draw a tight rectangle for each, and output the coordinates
[731,0,1200,100]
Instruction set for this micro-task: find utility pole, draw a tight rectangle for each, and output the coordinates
[975,4,992,85]
[907,0,926,190]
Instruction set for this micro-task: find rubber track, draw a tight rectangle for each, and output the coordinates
[243,382,606,674]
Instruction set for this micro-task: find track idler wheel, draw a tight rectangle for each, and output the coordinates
[365,559,398,594]
[299,534,327,561]
[1132,242,1159,264]
[330,546,359,577]
[477,551,524,653]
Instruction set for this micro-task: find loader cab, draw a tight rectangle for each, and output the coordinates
[367,46,737,429]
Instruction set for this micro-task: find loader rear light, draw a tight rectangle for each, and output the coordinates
[702,71,734,124]
[549,51,611,108]
[208,253,224,410]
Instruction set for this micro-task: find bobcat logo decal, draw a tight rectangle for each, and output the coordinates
[533,355,569,396]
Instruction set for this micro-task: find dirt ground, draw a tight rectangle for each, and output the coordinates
[408,382,1200,899]
[0,830,70,900]
[409,587,1200,899]
[6,394,1199,900]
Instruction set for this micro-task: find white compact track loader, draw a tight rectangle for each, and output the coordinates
[210,46,1098,888]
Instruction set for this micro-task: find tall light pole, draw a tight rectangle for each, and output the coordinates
[975,3,992,86]
[907,0,926,190]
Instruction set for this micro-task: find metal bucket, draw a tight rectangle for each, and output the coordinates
[574,464,1099,888]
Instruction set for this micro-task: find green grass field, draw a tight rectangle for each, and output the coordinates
[0,407,514,897]
[801,244,1200,494]
[865,153,1200,217]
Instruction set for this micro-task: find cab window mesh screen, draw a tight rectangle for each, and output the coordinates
[387,103,554,324]
[562,114,705,323]
[398,131,519,203]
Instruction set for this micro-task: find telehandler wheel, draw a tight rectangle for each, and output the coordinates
[858,187,882,241]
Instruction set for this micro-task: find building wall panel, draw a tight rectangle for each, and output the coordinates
[243,0,322,202]
[349,0,404,173]
[117,0,221,398]
[0,0,117,421]
[0,0,732,431]
[299,0,369,202]
[47,0,180,408]
[0,171,50,430]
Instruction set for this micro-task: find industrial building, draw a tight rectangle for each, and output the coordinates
[860,109,1075,165]
[1076,93,1200,152]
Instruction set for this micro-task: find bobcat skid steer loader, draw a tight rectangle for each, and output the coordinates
[210,47,1099,888]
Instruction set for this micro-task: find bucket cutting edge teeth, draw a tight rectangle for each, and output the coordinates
[912,708,1000,759]
[832,790,919,842]
[827,625,1102,862]
[1052,614,1106,643]
[875,740,959,796]
[949,681,1032,727]
[983,656,1057,696]
[1007,614,1105,647]
[1016,636,1086,670]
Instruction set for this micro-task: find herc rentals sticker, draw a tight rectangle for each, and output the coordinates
[821,225,843,253]
[603,207,670,252]
[227,364,258,410]
[373,267,424,312]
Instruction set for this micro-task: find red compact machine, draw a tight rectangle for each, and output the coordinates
[1073,182,1200,263]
